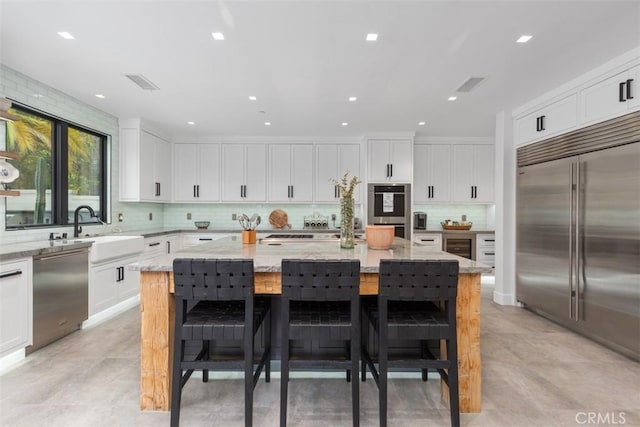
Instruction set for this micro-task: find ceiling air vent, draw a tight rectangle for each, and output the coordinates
[125,74,160,91]
[456,76,485,93]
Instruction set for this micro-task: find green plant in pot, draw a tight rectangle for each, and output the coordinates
[330,171,361,249]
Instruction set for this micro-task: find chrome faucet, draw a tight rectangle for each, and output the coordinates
[73,205,96,237]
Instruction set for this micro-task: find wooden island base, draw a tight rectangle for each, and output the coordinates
[139,271,482,413]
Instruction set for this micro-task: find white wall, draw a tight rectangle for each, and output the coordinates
[0,65,165,243]
[493,111,517,305]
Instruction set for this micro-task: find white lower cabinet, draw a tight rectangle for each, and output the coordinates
[0,258,32,356]
[412,233,443,249]
[181,233,230,248]
[89,256,140,317]
[475,233,496,269]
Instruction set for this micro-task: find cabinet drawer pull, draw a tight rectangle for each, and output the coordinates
[485,252,495,256]
[148,242,161,247]
[198,238,213,241]
[0,270,22,279]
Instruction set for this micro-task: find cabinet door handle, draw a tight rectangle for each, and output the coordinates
[627,79,634,100]
[155,182,160,196]
[290,185,294,199]
[536,116,540,132]
[193,185,197,198]
[196,185,200,198]
[244,185,247,198]
[619,81,626,102]
[167,241,171,254]
[240,185,244,198]
[385,164,389,177]
[390,164,393,177]
[540,115,545,131]
[471,186,474,199]
[0,270,22,279]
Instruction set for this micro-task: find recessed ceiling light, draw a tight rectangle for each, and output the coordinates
[366,33,378,41]
[348,96,357,102]
[95,94,105,99]
[264,122,271,126]
[448,96,457,101]
[57,31,75,40]
[516,35,533,43]
[418,121,426,126]
[249,96,257,101]
[212,32,225,41]
[341,122,349,126]
[187,121,195,125]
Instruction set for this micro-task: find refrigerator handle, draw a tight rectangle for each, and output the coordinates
[575,161,582,321]
[569,162,575,320]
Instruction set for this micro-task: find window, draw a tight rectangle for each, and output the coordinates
[4,104,108,229]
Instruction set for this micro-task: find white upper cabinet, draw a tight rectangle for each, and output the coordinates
[451,145,494,203]
[315,144,361,202]
[579,65,640,125]
[367,139,412,182]
[515,94,577,146]
[221,144,267,202]
[268,144,313,202]
[174,143,220,202]
[413,144,451,203]
[119,121,172,202]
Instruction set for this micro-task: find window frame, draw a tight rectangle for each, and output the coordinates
[4,103,109,229]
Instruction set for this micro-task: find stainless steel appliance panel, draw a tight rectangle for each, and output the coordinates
[28,249,88,353]
[367,183,411,238]
[516,156,575,322]
[579,143,640,355]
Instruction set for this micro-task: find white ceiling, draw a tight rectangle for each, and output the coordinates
[1,1,639,139]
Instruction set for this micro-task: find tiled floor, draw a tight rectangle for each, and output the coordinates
[1,284,639,426]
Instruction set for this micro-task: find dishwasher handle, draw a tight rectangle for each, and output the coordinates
[35,249,88,261]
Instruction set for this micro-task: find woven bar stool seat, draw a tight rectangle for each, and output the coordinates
[171,259,271,427]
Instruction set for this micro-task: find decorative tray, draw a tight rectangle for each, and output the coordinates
[441,222,472,231]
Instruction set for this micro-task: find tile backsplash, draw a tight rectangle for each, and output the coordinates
[163,203,364,231]
[412,204,492,230]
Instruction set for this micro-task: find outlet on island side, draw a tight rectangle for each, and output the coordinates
[118,213,123,222]
[232,213,237,220]
[331,214,336,221]
[187,213,192,220]
[149,212,153,220]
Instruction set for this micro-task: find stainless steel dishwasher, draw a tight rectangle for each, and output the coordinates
[27,248,89,354]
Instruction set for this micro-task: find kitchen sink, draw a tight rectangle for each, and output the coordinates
[76,235,144,263]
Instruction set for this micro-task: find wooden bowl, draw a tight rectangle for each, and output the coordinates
[365,225,395,250]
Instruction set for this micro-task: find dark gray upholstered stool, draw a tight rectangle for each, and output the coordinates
[361,259,460,427]
[280,259,361,427]
[171,259,271,427]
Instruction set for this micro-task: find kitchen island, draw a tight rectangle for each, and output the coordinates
[134,235,491,413]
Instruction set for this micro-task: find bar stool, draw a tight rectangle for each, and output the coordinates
[171,259,271,427]
[280,259,361,427]
[361,259,460,427]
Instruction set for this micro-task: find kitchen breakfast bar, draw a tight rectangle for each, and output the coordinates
[134,235,491,414]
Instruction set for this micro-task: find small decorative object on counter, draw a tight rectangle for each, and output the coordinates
[238,213,260,244]
[365,225,395,250]
[194,221,210,230]
[331,171,361,249]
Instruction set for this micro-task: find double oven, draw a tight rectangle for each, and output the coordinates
[367,183,411,238]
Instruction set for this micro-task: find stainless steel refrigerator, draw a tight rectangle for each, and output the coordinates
[516,112,640,361]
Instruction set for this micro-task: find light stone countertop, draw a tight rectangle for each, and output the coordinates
[0,239,93,261]
[133,235,492,274]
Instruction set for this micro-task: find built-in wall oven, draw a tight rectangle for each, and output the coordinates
[367,183,411,238]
